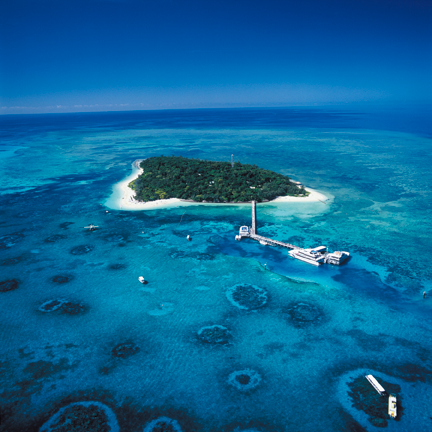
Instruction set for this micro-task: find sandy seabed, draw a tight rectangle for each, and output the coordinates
[104,159,329,211]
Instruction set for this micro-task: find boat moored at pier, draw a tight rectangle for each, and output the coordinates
[288,248,326,266]
[236,201,350,267]
[325,250,350,265]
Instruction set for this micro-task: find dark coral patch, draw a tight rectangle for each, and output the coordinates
[61,302,86,315]
[207,235,225,245]
[59,221,74,230]
[1,256,23,266]
[0,279,19,292]
[108,263,127,270]
[70,245,94,255]
[285,302,323,328]
[226,284,268,310]
[236,374,251,385]
[40,403,114,432]
[45,234,67,243]
[52,275,73,284]
[170,250,214,261]
[348,375,403,427]
[112,343,140,359]
[24,358,75,380]
[104,234,125,243]
[0,232,24,250]
[197,325,231,345]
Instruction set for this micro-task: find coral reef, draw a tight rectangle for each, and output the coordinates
[61,302,86,315]
[112,343,140,359]
[45,234,67,243]
[227,369,261,391]
[70,245,94,255]
[0,279,19,292]
[197,325,231,345]
[108,263,127,270]
[59,222,74,230]
[226,284,268,310]
[51,275,73,284]
[1,257,23,266]
[143,416,182,432]
[38,299,85,314]
[285,302,323,328]
[39,299,66,312]
[39,402,119,432]
[0,232,24,250]
[348,375,402,428]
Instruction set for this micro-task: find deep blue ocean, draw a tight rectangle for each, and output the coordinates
[1,106,432,432]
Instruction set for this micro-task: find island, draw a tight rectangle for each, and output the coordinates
[128,156,307,203]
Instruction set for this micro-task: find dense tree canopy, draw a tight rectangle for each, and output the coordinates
[129,156,307,203]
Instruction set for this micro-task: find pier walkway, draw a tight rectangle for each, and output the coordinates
[249,233,296,249]
[238,201,297,249]
[236,201,348,266]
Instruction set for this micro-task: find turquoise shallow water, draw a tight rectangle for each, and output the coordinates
[1,108,432,431]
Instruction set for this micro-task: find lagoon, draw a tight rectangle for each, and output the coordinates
[0,107,431,431]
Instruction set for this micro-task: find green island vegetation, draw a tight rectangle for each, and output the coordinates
[129,156,308,203]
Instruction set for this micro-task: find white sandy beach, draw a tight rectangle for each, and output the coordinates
[104,159,329,211]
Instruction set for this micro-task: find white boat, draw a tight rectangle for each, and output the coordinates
[365,374,386,396]
[138,276,146,284]
[388,394,397,418]
[288,248,326,266]
[325,251,350,265]
[187,235,191,241]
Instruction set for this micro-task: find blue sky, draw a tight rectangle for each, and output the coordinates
[0,0,431,114]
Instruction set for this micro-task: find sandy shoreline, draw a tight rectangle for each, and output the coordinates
[104,159,329,211]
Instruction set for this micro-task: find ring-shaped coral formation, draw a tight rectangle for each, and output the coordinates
[39,299,67,313]
[39,401,119,432]
[227,369,261,391]
[112,343,140,358]
[0,279,19,292]
[285,302,323,328]
[143,416,182,432]
[226,284,268,310]
[70,245,94,255]
[197,325,231,345]
[38,299,85,315]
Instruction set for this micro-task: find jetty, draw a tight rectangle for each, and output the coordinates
[235,201,350,266]
[235,201,300,249]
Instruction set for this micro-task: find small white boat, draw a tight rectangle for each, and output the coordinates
[138,276,146,284]
[187,235,191,241]
[388,394,397,418]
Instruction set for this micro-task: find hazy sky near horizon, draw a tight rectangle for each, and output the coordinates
[0,0,431,114]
